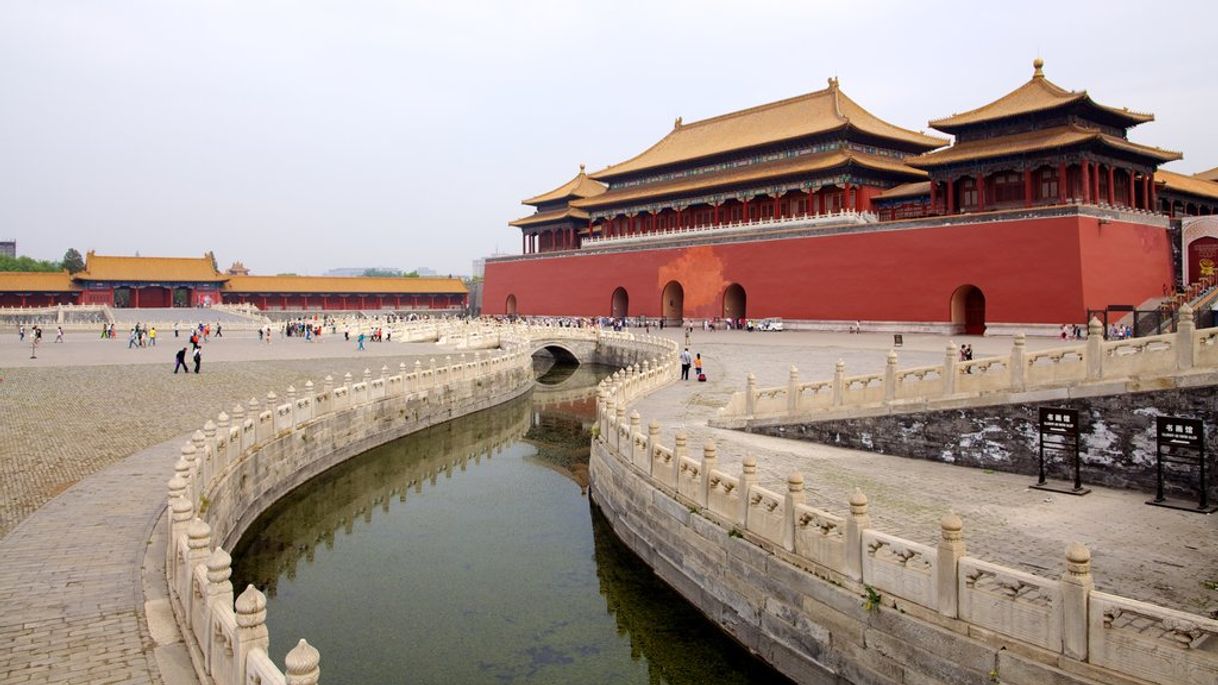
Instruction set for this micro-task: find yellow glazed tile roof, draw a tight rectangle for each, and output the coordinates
[929,59,1154,133]
[1156,169,1218,201]
[1194,166,1218,183]
[573,149,926,210]
[509,207,590,228]
[0,271,79,292]
[875,181,931,200]
[906,124,1181,168]
[78,252,225,282]
[522,165,607,205]
[224,275,467,294]
[589,80,946,180]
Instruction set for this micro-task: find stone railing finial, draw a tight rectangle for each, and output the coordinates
[285,638,321,685]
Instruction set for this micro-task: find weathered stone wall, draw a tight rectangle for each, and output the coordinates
[590,443,1126,685]
[750,384,1218,503]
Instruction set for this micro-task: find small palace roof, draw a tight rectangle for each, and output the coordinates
[875,181,931,201]
[589,80,947,181]
[0,271,79,292]
[1194,166,1218,183]
[1156,169,1218,201]
[522,165,607,206]
[928,59,1155,135]
[225,275,467,294]
[509,207,590,228]
[77,252,225,282]
[573,149,926,210]
[906,123,1181,168]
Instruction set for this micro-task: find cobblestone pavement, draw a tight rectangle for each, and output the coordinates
[632,328,1218,616]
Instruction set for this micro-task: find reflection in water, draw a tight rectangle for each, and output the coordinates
[231,363,786,684]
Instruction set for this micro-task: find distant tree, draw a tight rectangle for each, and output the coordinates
[276,272,299,277]
[0,254,62,272]
[62,248,85,273]
[362,268,403,278]
[402,271,420,278]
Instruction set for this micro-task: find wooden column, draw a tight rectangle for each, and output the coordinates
[976,174,986,211]
[713,204,720,225]
[1081,161,1091,203]
[806,188,816,216]
[742,198,750,222]
[845,183,855,211]
[1142,175,1151,210]
[773,195,781,219]
[1024,168,1034,206]
[946,178,955,214]
[929,180,938,214]
[1107,166,1115,205]
[1058,163,1068,203]
[1127,170,1136,208]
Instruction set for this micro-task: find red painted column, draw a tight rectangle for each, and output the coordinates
[133,287,140,308]
[1081,161,1091,203]
[1127,170,1136,208]
[713,204,720,225]
[946,178,955,214]
[1151,177,1158,211]
[1142,175,1150,210]
[929,180,938,214]
[976,174,986,211]
[1107,166,1115,205]
[806,188,815,216]
[1023,168,1033,206]
[742,198,749,222]
[1058,164,1068,203]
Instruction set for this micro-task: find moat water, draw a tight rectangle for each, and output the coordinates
[231,362,789,684]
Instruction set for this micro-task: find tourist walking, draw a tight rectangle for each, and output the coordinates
[357,332,366,351]
[192,346,202,374]
[128,329,138,349]
[54,326,64,343]
[694,352,704,380]
[149,326,156,346]
[18,325,25,342]
[679,347,692,380]
[173,347,189,374]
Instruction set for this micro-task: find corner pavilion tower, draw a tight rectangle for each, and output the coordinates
[484,61,1191,333]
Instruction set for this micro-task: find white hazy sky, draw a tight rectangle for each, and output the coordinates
[2,1,1215,276]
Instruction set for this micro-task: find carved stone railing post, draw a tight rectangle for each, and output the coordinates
[937,511,965,618]
[206,548,235,622]
[738,456,758,526]
[832,360,845,406]
[674,431,688,462]
[286,384,297,406]
[1177,302,1195,370]
[1086,317,1104,381]
[264,391,278,416]
[1061,542,1093,661]
[700,440,717,507]
[614,406,626,452]
[786,366,799,415]
[943,342,958,395]
[783,473,805,552]
[285,639,321,685]
[167,494,193,583]
[363,367,372,385]
[883,350,897,402]
[1011,333,1026,391]
[412,361,422,392]
[745,372,757,416]
[600,398,614,440]
[846,489,870,581]
[629,411,641,463]
[647,420,660,475]
[235,586,270,684]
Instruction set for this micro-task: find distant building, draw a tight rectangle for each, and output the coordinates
[0,251,468,310]
[0,240,15,258]
[226,261,251,276]
[414,267,437,277]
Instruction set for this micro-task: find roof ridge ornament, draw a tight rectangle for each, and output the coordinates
[579,163,585,174]
[1033,57,1045,78]
[828,76,839,89]
[674,116,682,129]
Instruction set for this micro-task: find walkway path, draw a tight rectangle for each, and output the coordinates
[632,328,1218,616]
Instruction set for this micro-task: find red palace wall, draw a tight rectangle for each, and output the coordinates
[483,215,1173,325]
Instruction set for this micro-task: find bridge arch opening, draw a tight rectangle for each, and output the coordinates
[505,294,518,317]
[723,283,746,322]
[661,281,684,327]
[532,343,581,381]
[610,287,629,319]
[950,285,986,335]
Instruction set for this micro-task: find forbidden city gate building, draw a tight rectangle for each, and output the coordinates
[486,60,1213,334]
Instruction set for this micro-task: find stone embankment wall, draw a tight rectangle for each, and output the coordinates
[715,309,1218,500]
[753,384,1218,502]
[159,324,675,685]
[590,361,1218,685]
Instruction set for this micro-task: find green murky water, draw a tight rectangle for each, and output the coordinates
[232,363,789,684]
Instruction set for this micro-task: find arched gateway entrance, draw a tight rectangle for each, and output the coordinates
[723,283,746,322]
[950,285,986,335]
[505,294,518,317]
[610,287,629,318]
[661,281,684,327]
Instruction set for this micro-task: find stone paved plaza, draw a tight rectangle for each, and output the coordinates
[0,326,1214,684]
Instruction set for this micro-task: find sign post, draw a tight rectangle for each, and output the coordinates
[1147,416,1216,513]
[1031,407,1091,496]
